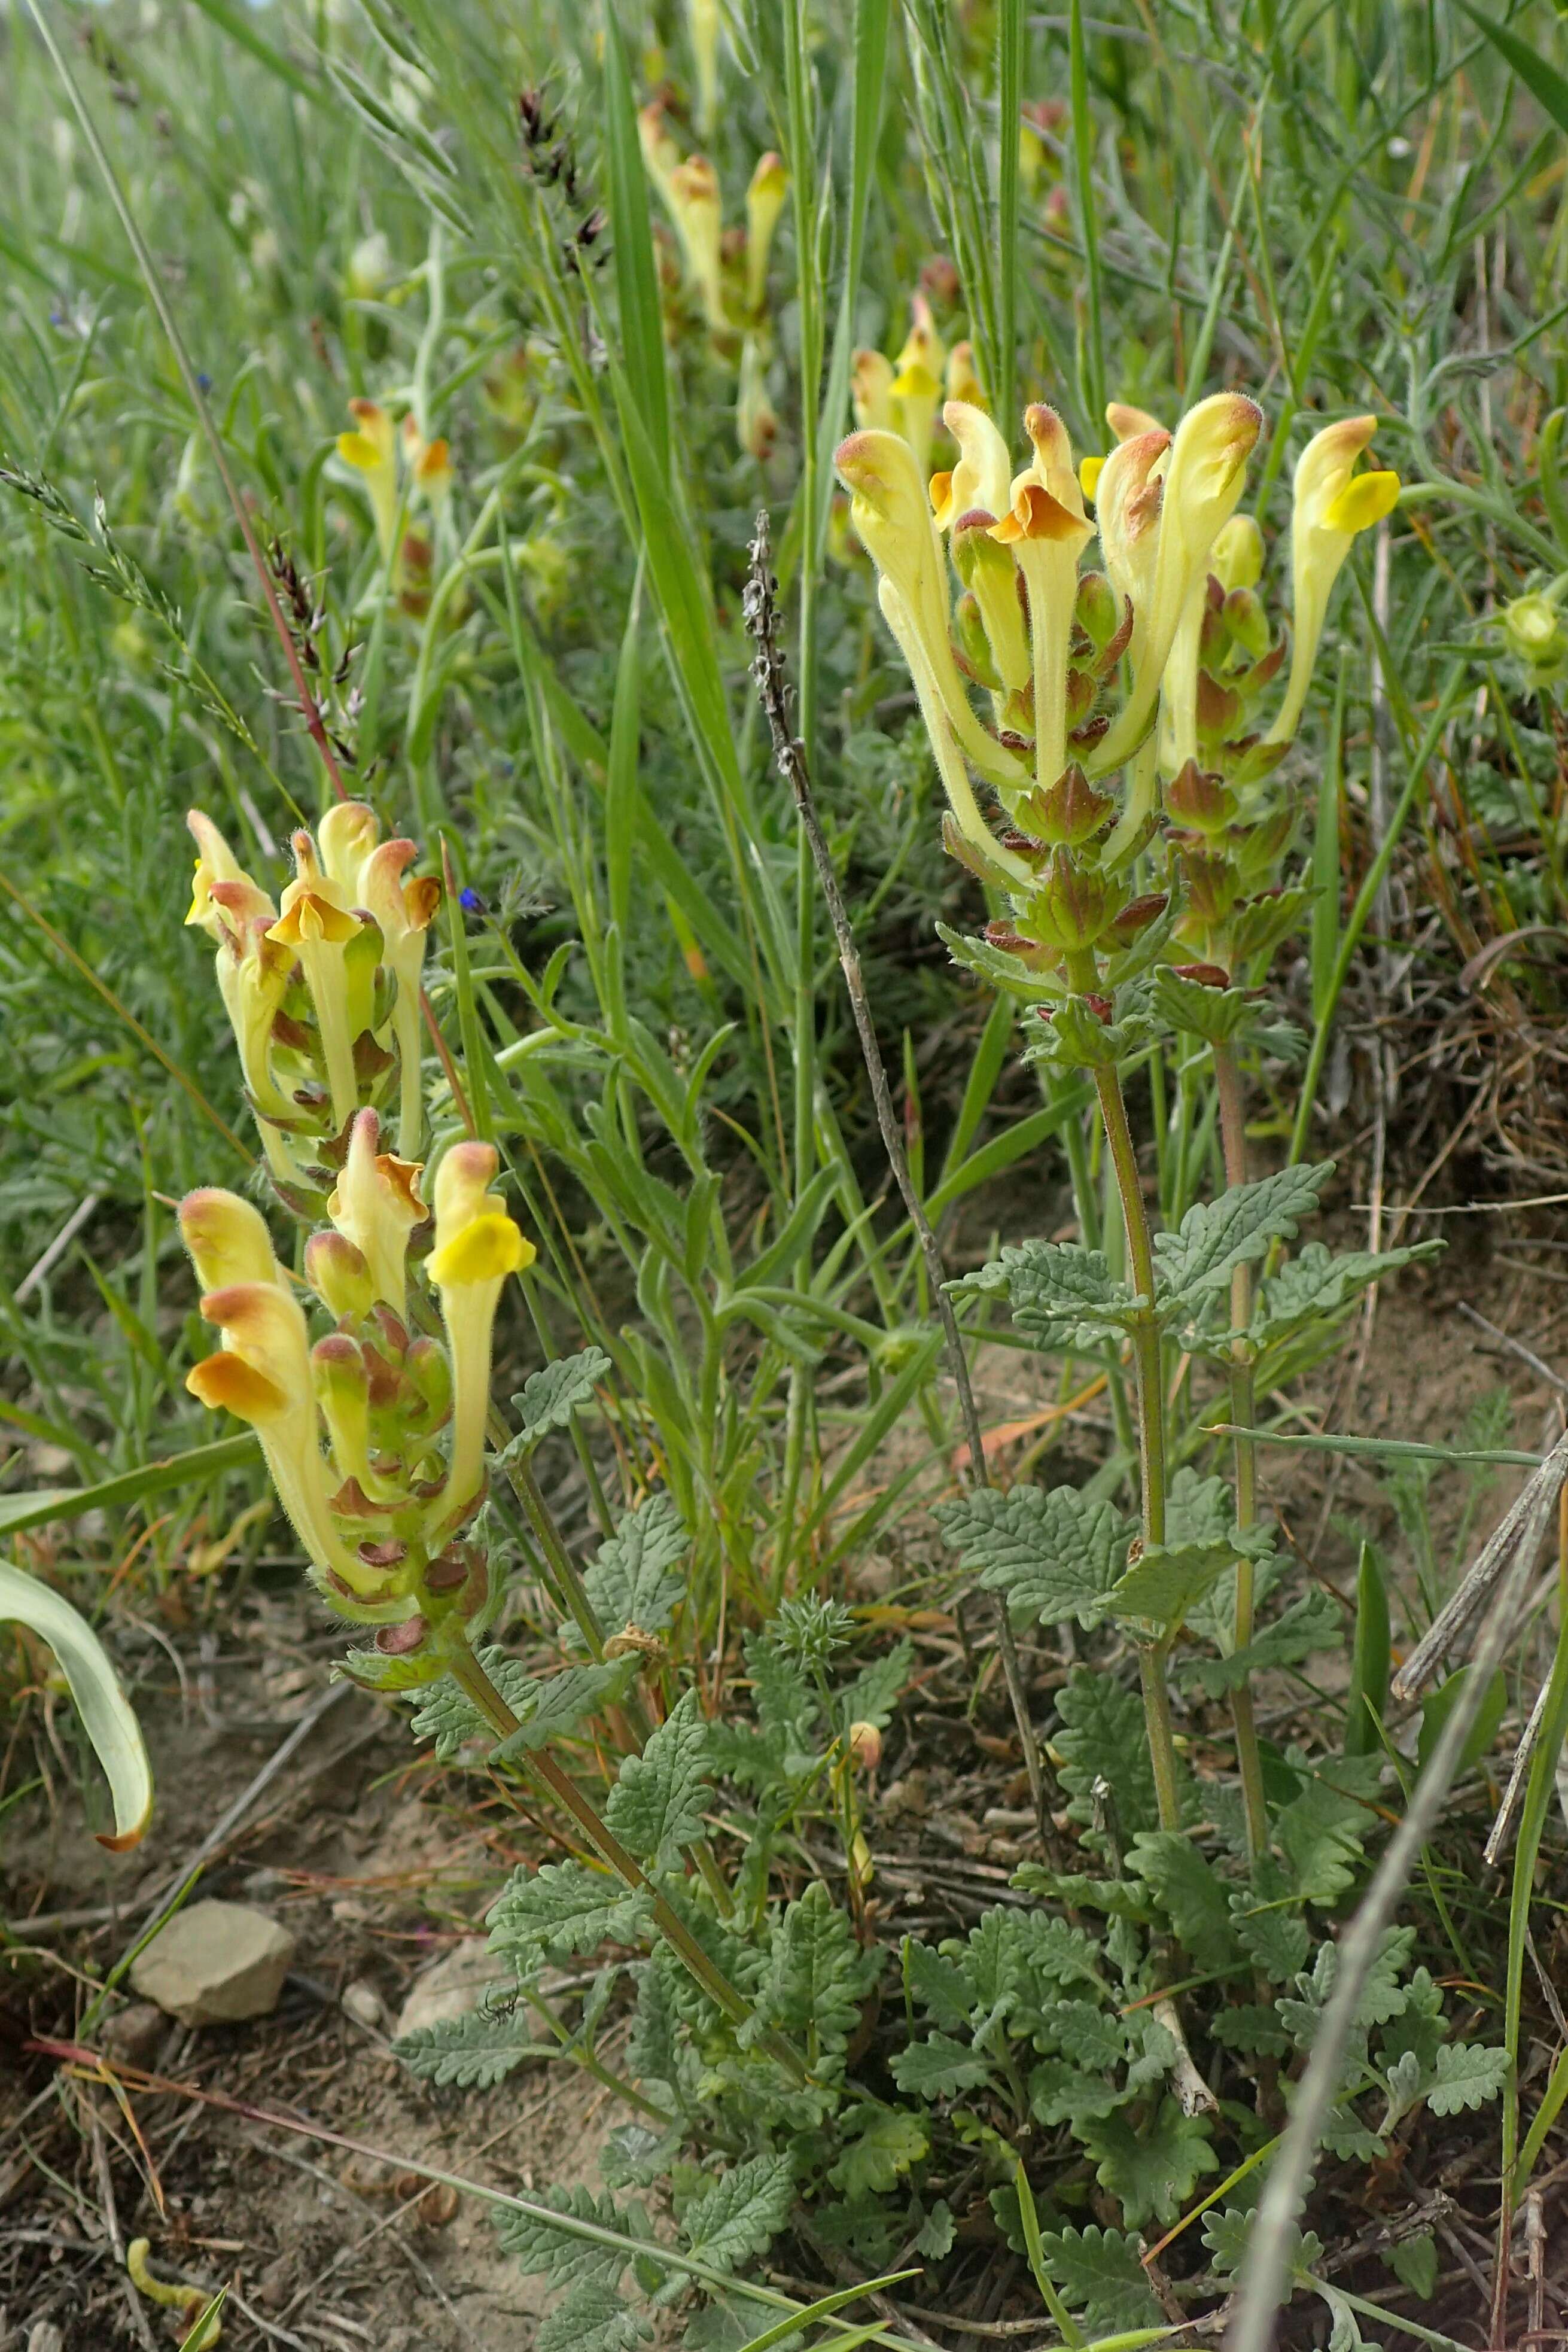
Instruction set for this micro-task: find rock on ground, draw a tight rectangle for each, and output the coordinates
[129,1899,296,2026]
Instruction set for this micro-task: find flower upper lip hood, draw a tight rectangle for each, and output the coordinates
[1092,392,1262,775]
[929,400,1013,532]
[835,428,1027,793]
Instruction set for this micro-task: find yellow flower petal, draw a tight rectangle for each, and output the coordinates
[1079,454,1105,501]
[1322,468,1400,535]
[427,1213,534,1287]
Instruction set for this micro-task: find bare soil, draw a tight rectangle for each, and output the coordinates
[5,1173,1568,2348]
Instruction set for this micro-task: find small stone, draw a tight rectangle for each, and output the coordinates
[341,1979,385,2031]
[394,1940,499,2040]
[130,1900,296,2027]
[99,2001,165,2067]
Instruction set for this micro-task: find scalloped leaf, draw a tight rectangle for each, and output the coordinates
[934,1483,1133,1628]
[508,1348,613,1452]
[1153,1163,1334,1312]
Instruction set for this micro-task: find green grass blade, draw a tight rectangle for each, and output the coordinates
[1455,1,1568,134]
[601,7,671,475]
[0,1434,260,1539]
[0,1559,153,1846]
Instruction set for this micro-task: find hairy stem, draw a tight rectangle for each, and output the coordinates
[1213,1039,1269,1861]
[449,1638,803,2079]
[1090,1059,1182,1833]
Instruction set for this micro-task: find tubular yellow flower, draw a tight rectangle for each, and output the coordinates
[1106,400,1164,442]
[836,428,1027,793]
[1094,391,1261,775]
[328,1109,425,1318]
[185,810,267,939]
[889,296,946,476]
[337,398,400,562]
[851,349,899,434]
[667,154,726,331]
[355,839,440,1156]
[401,413,454,512]
[318,801,380,896]
[426,1143,534,1535]
[929,398,1013,530]
[744,151,788,316]
[946,340,986,410]
[1267,415,1400,745]
[185,813,293,1131]
[187,1268,375,1595]
[637,101,682,209]
[268,834,367,1134]
[1211,513,1264,592]
[989,404,1096,793]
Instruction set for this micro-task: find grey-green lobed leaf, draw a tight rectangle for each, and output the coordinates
[581,1494,690,1642]
[681,2155,796,2273]
[395,1998,543,2089]
[508,1348,613,1453]
[1177,1588,1341,1697]
[1152,1162,1334,1312]
[603,1688,714,1868]
[1037,2223,1163,2332]
[488,1859,651,1963]
[494,1660,642,1763]
[1252,1240,1442,1347]
[949,1238,1142,1349]
[934,1482,1133,1629]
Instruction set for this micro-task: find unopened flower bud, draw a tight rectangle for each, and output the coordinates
[1223,586,1271,662]
[954,589,1001,688]
[1074,569,1119,652]
[1211,513,1264,592]
[1502,591,1567,677]
[848,1720,882,1770]
[404,1335,453,1425]
[1106,891,1168,947]
[375,1614,429,1655]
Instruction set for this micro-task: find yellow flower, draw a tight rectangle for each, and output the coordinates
[946,341,986,410]
[888,296,946,476]
[835,428,1027,802]
[1268,415,1400,745]
[184,811,294,1145]
[744,152,788,317]
[181,1208,376,1596]
[425,1143,533,1534]
[1094,392,1261,774]
[666,153,726,331]
[337,398,399,562]
[327,1109,426,1317]
[268,837,366,1137]
[401,413,454,512]
[355,838,440,1155]
[929,399,1013,530]
[689,0,722,133]
[1211,513,1264,592]
[851,349,899,434]
[988,404,1096,793]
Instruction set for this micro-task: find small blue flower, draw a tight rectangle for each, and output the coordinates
[197,373,212,392]
[459,887,486,916]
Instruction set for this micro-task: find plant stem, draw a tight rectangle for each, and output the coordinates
[744,519,1055,1855]
[1089,1058,1182,1833]
[447,1637,806,2082]
[1212,1039,1269,1861]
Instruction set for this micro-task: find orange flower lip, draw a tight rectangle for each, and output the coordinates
[989,482,1087,546]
